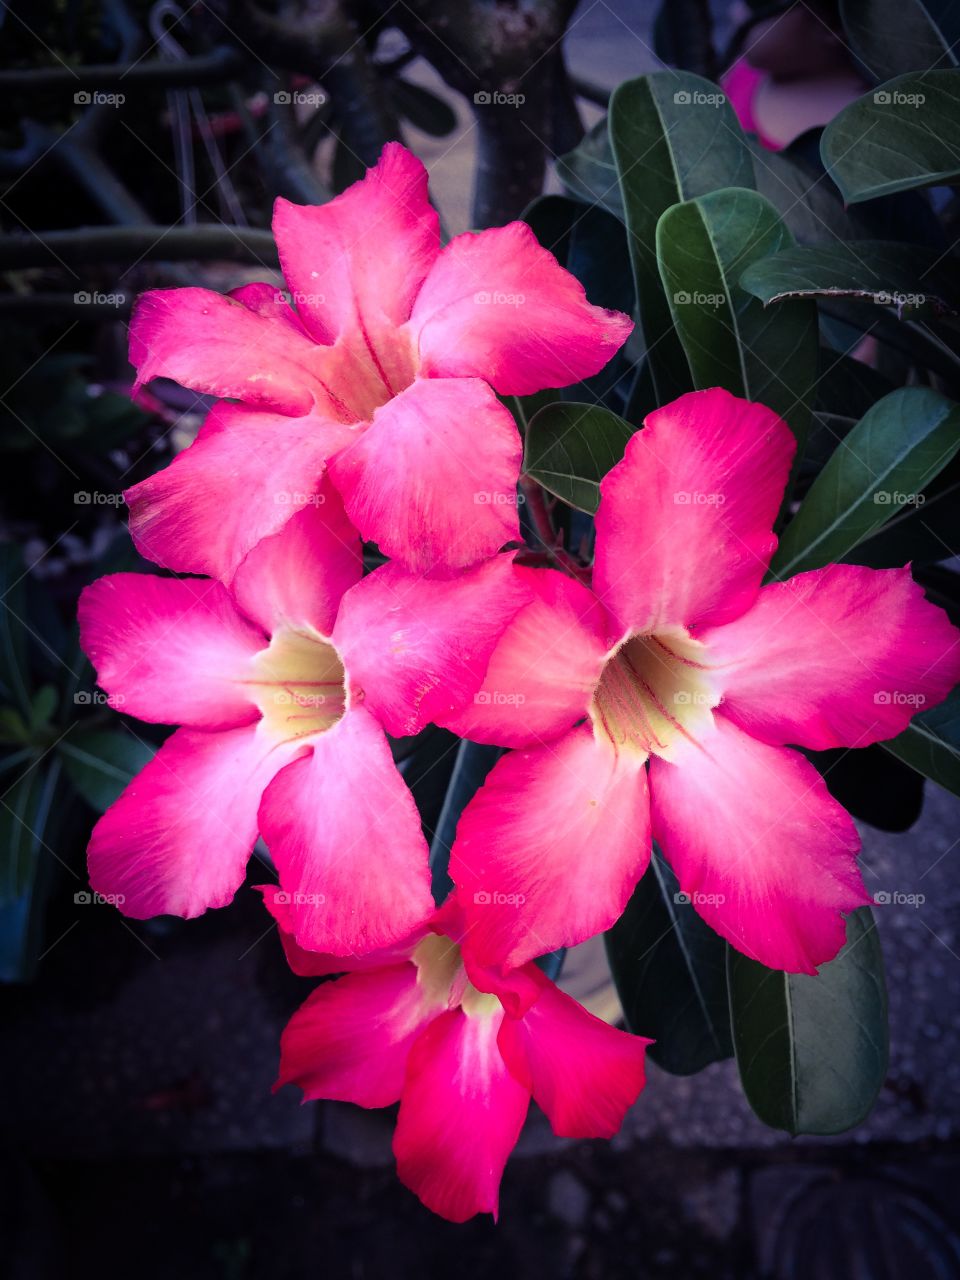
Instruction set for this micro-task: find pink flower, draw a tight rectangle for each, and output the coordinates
[123,143,632,579]
[77,485,528,955]
[399,388,960,975]
[267,891,650,1222]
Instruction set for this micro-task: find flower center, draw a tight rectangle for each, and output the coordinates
[323,326,418,421]
[411,934,501,1019]
[589,630,720,763]
[248,625,347,742]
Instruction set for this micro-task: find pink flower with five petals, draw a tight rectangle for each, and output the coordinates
[78,484,529,955]
[267,891,650,1222]
[377,387,960,975]
[123,142,633,579]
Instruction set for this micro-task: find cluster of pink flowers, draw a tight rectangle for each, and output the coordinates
[80,143,960,1220]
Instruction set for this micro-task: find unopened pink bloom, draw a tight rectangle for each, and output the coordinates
[268,892,650,1222]
[391,388,960,974]
[77,484,523,955]
[123,143,632,579]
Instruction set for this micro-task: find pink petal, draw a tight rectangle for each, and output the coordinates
[124,401,355,582]
[701,563,960,750]
[257,707,433,956]
[256,884,428,976]
[460,952,546,1019]
[410,221,634,394]
[276,963,441,1107]
[440,565,607,747]
[129,287,343,417]
[393,1008,530,1222]
[327,377,522,574]
[451,725,651,971]
[437,895,546,1016]
[88,725,300,919]
[593,388,796,637]
[498,981,650,1138]
[650,714,869,974]
[78,573,264,728]
[229,485,361,636]
[273,142,439,347]
[332,555,531,737]
[228,281,310,334]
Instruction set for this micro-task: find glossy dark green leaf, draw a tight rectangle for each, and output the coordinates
[59,728,156,812]
[749,135,867,245]
[0,545,30,715]
[810,743,925,832]
[426,735,565,978]
[0,756,61,904]
[853,451,960,566]
[815,352,897,422]
[428,738,502,902]
[556,119,623,217]
[609,72,754,404]
[729,908,888,1135]
[839,0,960,81]
[741,239,960,317]
[522,193,579,263]
[523,402,635,513]
[881,683,960,796]
[915,562,960,624]
[605,847,733,1075]
[822,70,960,202]
[771,387,960,577]
[818,295,960,384]
[522,194,635,402]
[0,756,72,982]
[657,187,818,453]
[28,685,57,735]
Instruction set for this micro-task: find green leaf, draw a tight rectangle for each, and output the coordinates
[556,119,623,218]
[522,194,635,401]
[28,685,57,735]
[839,0,960,81]
[822,70,960,202]
[0,708,29,746]
[771,387,960,577]
[0,545,30,715]
[0,756,61,904]
[853,453,960,565]
[523,402,635,513]
[729,908,888,1135]
[881,683,960,795]
[657,187,818,453]
[0,756,71,982]
[749,137,868,245]
[741,239,960,316]
[428,738,502,902]
[609,72,754,404]
[59,728,156,812]
[605,847,733,1075]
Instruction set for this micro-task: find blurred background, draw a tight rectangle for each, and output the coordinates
[2,1,960,1275]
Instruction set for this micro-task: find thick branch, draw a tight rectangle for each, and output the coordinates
[0,226,279,270]
[0,47,245,94]
[375,0,579,225]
